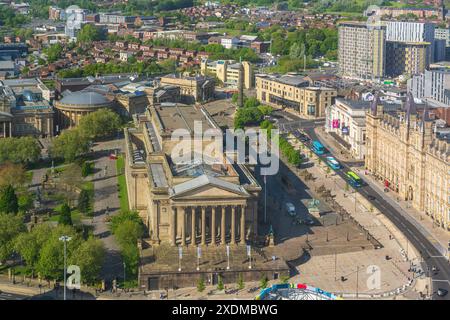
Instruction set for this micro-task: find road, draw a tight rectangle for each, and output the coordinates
[0,291,27,300]
[273,109,450,300]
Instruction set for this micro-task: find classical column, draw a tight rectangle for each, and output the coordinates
[221,206,226,245]
[180,207,186,246]
[2,122,5,138]
[171,207,176,246]
[201,206,206,245]
[9,122,12,137]
[211,206,216,245]
[152,201,159,242]
[191,207,196,245]
[231,205,236,245]
[240,205,246,243]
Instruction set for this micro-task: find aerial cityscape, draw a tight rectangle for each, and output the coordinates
[0,0,449,307]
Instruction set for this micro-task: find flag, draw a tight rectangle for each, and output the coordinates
[197,246,202,258]
[226,245,230,257]
[246,245,251,257]
[178,246,182,259]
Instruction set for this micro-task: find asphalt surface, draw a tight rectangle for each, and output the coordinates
[273,109,450,300]
[0,291,27,300]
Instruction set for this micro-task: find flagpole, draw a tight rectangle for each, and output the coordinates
[226,245,230,270]
[264,174,267,223]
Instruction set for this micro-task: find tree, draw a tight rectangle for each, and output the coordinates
[77,24,103,44]
[36,225,80,280]
[58,203,72,226]
[197,277,206,292]
[81,161,91,177]
[237,273,245,290]
[50,128,90,162]
[0,212,25,262]
[0,185,19,214]
[110,211,144,278]
[69,237,105,285]
[78,109,121,140]
[77,189,90,215]
[14,224,52,277]
[260,275,268,289]
[0,137,41,164]
[0,162,28,188]
[43,43,63,63]
[217,275,224,291]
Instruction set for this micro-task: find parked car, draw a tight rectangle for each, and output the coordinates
[285,202,296,217]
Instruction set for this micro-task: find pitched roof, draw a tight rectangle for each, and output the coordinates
[169,174,249,198]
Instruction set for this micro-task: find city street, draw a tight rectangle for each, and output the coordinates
[272,108,450,300]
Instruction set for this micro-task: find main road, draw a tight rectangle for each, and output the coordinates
[272,109,450,300]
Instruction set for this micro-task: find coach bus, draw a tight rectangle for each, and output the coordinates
[346,171,363,188]
[311,140,325,155]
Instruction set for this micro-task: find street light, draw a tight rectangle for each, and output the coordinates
[59,235,72,301]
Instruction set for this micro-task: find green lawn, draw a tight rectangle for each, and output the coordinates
[116,155,129,212]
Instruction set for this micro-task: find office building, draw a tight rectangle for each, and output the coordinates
[256,74,337,118]
[201,60,253,89]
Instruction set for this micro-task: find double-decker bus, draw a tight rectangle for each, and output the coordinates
[311,140,325,155]
[346,171,363,188]
[326,156,341,170]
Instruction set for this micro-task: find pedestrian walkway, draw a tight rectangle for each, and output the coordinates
[89,139,124,283]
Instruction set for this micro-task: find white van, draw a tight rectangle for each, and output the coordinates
[285,202,296,217]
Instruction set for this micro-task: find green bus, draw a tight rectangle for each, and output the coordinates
[346,171,363,188]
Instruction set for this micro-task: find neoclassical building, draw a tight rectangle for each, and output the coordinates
[366,93,449,231]
[54,90,115,129]
[124,103,261,246]
[0,80,54,138]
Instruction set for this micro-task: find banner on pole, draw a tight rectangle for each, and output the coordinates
[246,245,251,257]
[197,246,202,258]
[226,245,230,257]
[178,246,182,259]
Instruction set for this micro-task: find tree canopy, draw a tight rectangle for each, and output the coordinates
[78,109,122,140]
[50,128,90,162]
[0,185,19,215]
[0,137,41,165]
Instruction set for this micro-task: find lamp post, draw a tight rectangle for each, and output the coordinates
[59,235,72,301]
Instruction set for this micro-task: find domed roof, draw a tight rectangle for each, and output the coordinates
[59,91,111,107]
[66,5,81,10]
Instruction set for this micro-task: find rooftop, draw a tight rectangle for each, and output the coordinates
[153,103,215,133]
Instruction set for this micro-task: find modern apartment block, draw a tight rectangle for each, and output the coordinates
[386,21,435,43]
[200,60,253,89]
[338,22,386,80]
[408,69,450,108]
[385,21,437,77]
[255,74,337,119]
[435,27,450,60]
[385,42,430,77]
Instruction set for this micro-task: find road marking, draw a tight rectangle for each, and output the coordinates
[432,279,450,283]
